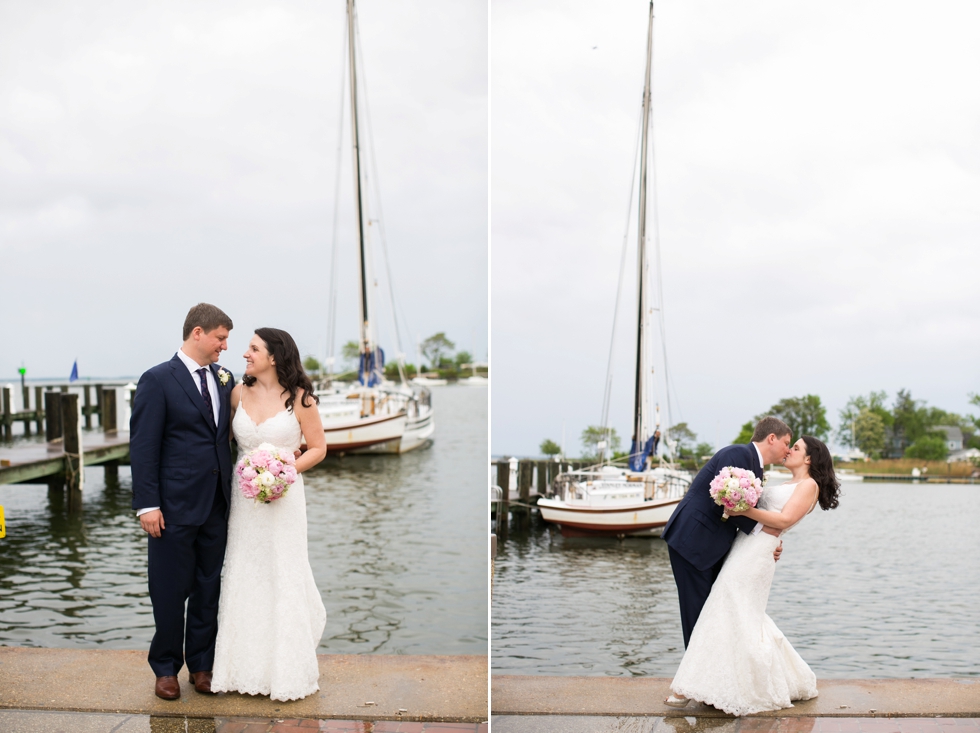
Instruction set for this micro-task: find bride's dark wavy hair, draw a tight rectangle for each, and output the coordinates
[241,327,318,411]
[801,435,841,510]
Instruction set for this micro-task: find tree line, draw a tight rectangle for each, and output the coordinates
[302,332,482,381]
[540,391,980,463]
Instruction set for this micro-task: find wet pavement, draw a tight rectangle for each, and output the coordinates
[490,717,980,733]
[0,711,488,732]
[0,648,487,722]
[491,677,980,718]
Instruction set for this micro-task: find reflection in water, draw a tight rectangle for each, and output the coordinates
[492,483,980,678]
[0,386,487,656]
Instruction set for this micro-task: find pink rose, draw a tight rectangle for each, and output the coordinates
[251,450,272,469]
[282,451,296,465]
[268,460,283,477]
[241,467,258,481]
[282,466,297,483]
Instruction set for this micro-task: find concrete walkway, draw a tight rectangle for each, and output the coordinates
[492,676,980,718]
[0,648,487,723]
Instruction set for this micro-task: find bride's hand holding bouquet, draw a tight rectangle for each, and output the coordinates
[708,466,763,522]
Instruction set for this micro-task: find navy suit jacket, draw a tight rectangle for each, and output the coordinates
[662,443,764,571]
[130,355,236,526]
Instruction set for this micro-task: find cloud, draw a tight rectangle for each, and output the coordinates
[492,0,980,456]
[0,0,487,380]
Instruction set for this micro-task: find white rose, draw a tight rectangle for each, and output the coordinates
[257,471,276,487]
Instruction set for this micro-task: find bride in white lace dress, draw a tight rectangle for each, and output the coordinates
[211,328,327,701]
[668,436,841,716]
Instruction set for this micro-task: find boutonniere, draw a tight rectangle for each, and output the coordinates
[217,368,231,387]
[762,473,768,488]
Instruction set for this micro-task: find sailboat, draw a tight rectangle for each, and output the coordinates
[537,1,691,537]
[316,0,435,455]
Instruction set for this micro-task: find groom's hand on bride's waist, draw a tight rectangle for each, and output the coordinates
[140,510,166,538]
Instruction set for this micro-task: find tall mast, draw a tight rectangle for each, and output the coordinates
[632,1,655,456]
[347,0,371,360]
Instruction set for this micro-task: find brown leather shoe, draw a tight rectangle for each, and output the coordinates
[189,670,215,694]
[155,675,180,700]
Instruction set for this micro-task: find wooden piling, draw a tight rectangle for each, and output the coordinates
[537,460,548,499]
[103,460,119,488]
[45,392,63,442]
[95,384,104,427]
[496,459,510,536]
[61,394,82,512]
[83,386,92,429]
[102,388,117,434]
[21,385,31,436]
[34,386,44,433]
[1,386,11,440]
[516,460,533,522]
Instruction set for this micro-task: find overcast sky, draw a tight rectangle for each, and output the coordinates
[1,0,487,381]
[491,0,980,456]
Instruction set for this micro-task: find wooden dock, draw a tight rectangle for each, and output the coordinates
[0,385,132,511]
[491,458,586,537]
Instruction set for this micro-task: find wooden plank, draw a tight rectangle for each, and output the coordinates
[0,457,64,485]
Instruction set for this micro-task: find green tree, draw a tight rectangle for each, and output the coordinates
[759,394,830,440]
[580,425,621,461]
[454,350,473,367]
[891,388,926,453]
[421,332,455,370]
[838,391,892,447]
[540,439,561,456]
[733,421,754,444]
[852,409,887,459]
[694,442,715,459]
[904,433,948,460]
[341,340,360,369]
[669,422,697,457]
[303,355,322,376]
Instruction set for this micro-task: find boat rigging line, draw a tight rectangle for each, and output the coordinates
[598,98,645,464]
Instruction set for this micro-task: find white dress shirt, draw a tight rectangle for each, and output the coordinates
[137,348,221,517]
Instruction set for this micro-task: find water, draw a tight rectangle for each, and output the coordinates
[492,482,980,677]
[0,385,487,656]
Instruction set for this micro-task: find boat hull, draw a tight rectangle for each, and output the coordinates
[322,411,408,454]
[397,411,434,453]
[537,496,681,537]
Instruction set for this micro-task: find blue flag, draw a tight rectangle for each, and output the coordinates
[69,360,78,383]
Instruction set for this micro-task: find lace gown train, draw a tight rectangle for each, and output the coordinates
[670,481,818,716]
[211,406,326,701]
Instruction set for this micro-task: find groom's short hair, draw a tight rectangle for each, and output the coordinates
[751,416,791,442]
[183,303,234,340]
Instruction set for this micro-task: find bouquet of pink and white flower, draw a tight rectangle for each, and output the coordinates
[709,466,763,522]
[235,442,298,504]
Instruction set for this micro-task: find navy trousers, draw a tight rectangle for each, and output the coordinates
[147,482,227,677]
[668,544,726,649]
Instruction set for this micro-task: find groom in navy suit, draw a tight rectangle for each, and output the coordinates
[130,303,236,700]
[662,416,793,648]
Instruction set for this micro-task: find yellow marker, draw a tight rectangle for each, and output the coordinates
[0,506,5,538]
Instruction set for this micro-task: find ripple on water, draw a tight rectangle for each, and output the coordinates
[491,482,980,677]
[0,385,487,655]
